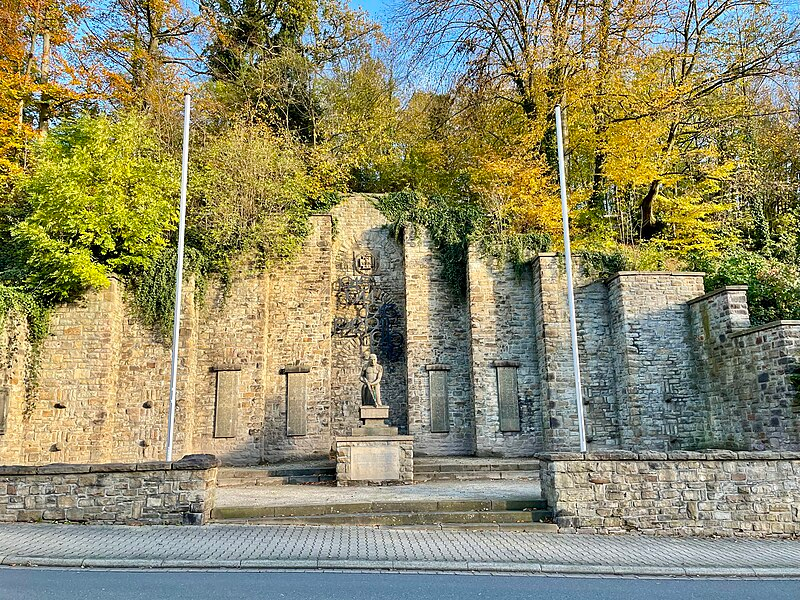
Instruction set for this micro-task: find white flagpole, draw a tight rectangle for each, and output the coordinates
[555,105,588,453]
[166,93,191,462]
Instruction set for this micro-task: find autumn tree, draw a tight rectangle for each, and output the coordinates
[77,0,200,108]
[201,0,379,141]
[0,0,87,193]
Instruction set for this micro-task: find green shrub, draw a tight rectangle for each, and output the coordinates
[187,124,346,277]
[9,114,179,302]
[689,249,800,325]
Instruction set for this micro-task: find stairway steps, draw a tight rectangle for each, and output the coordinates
[413,471,539,482]
[219,459,541,486]
[212,498,548,521]
[220,509,552,527]
[217,464,336,488]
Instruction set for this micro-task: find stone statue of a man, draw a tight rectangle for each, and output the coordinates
[360,353,384,406]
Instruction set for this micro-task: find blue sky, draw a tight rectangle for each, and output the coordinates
[350,0,393,24]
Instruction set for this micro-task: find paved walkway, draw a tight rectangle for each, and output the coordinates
[216,481,542,508]
[0,524,798,577]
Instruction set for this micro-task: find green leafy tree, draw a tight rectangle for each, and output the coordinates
[6,114,178,301]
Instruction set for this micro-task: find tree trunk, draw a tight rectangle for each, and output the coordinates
[640,179,661,238]
[640,123,678,238]
[38,29,51,133]
[591,149,606,210]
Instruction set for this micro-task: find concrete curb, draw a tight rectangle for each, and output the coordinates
[2,555,800,578]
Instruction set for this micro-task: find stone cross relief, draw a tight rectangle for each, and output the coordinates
[332,249,404,362]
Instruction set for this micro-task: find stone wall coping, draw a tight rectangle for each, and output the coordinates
[281,364,311,374]
[535,450,800,461]
[425,363,452,371]
[37,463,92,474]
[605,271,705,284]
[491,360,521,368]
[0,454,220,475]
[210,364,242,372]
[335,436,415,442]
[90,462,144,473]
[135,461,174,471]
[729,320,800,339]
[686,285,750,306]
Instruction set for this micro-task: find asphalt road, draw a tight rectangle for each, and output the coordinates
[0,569,798,600]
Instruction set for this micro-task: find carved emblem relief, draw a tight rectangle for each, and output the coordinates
[332,249,404,362]
[354,250,378,275]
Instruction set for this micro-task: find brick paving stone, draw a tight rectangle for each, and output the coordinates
[0,523,798,576]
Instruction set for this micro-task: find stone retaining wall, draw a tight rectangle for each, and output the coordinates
[0,454,218,525]
[539,451,800,537]
[688,287,800,451]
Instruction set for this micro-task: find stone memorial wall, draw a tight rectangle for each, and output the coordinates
[329,199,408,441]
[404,229,474,455]
[0,195,798,466]
[466,251,542,457]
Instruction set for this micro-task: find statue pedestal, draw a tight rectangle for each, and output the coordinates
[350,406,398,436]
[334,407,413,486]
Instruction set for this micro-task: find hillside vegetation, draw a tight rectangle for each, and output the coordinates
[1,0,798,330]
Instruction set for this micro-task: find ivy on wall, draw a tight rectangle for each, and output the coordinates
[0,285,48,412]
[376,191,550,295]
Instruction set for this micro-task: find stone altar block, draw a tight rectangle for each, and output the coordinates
[334,435,414,485]
[334,406,413,485]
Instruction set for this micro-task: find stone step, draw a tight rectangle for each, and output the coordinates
[411,458,540,482]
[217,474,336,488]
[217,464,336,488]
[412,471,539,482]
[219,509,554,527]
[211,498,548,521]
[419,522,559,533]
[413,459,540,472]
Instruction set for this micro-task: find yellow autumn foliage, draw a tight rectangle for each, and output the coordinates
[470,153,562,239]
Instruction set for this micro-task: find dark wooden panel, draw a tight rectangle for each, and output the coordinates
[286,372,308,437]
[0,386,8,435]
